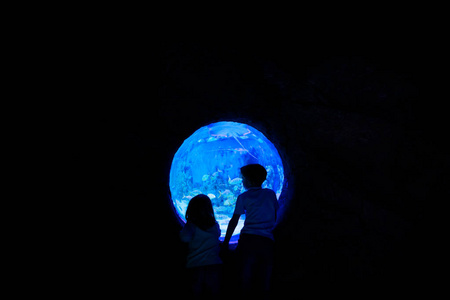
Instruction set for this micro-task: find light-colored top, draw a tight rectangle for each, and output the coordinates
[179,221,223,268]
[234,187,278,240]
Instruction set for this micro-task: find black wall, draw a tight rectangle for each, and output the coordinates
[69,40,436,298]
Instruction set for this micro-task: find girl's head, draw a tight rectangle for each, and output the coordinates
[240,163,267,189]
[185,194,216,230]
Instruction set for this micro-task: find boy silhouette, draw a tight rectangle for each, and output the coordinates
[223,163,278,299]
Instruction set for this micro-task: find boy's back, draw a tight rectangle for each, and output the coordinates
[234,187,278,240]
[223,164,278,298]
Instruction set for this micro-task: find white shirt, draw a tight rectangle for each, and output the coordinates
[234,187,278,240]
[179,221,223,268]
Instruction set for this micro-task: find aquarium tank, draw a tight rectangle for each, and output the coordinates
[169,121,284,243]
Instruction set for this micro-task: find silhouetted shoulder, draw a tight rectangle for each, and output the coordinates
[262,188,277,197]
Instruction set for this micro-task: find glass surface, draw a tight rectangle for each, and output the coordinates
[170,121,284,243]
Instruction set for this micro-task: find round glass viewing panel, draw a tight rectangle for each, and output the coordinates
[169,121,284,243]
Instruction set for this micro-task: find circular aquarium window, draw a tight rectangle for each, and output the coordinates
[169,121,285,243]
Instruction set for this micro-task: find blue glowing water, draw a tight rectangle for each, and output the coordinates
[169,121,284,243]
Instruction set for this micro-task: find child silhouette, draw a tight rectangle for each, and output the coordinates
[223,163,278,299]
[180,194,223,299]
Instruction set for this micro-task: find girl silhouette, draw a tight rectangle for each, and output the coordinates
[180,194,223,299]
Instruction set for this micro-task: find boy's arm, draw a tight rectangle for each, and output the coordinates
[223,214,240,246]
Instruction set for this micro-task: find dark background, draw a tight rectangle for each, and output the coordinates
[66,37,441,298]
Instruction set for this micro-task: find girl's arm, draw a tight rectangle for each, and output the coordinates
[179,222,195,243]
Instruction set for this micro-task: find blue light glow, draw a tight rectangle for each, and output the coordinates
[170,121,284,243]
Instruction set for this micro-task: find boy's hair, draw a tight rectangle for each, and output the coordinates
[186,194,216,231]
[240,164,267,186]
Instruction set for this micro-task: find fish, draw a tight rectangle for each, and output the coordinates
[211,169,223,178]
[207,193,216,199]
[215,206,228,212]
[228,176,243,185]
[219,189,233,198]
[202,174,209,181]
[224,200,233,206]
[190,189,203,196]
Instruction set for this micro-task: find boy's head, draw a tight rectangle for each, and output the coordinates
[240,164,267,188]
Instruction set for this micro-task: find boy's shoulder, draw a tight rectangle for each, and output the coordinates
[262,188,277,198]
[241,187,276,197]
